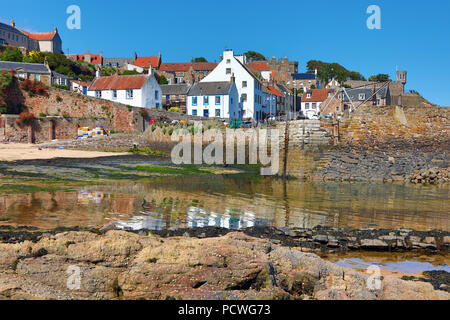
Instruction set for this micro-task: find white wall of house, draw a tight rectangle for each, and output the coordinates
[186,85,240,119]
[87,74,162,109]
[201,50,264,120]
[72,82,87,95]
[301,101,322,119]
[260,71,271,82]
[127,64,144,73]
[141,74,163,109]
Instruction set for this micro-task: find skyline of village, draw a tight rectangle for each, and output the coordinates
[1,0,450,106]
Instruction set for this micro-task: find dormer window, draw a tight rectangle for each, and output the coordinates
[359,93,366,101]
[307,93,311,99]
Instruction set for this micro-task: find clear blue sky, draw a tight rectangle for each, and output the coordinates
[2,0,449,105]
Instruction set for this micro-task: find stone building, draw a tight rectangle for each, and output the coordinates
[158,63,192,84]
[160,83,190,112]
[290,73,318,92]
[23,27,63,53]
[267,56,299,86]
[0,60,51,86]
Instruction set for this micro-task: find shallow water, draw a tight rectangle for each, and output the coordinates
[0,175,448,231]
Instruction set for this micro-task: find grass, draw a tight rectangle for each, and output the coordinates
[135,164,210,176]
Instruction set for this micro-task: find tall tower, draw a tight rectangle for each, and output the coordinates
[396,71,407,93]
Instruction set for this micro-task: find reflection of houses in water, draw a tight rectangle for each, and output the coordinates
[77,191,104,204]
[186,207,269,230]
[114,206,272,231]
[115,211,166,231]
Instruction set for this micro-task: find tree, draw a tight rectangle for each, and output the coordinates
[0,47,23,62]
[244,51,265,61]
[158,74,169,85]
[122,70,140,75]
[368,74,390,82]
[307,60,366,85]
[194,57,207,63]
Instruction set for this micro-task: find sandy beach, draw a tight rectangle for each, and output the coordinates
[0,143,129,162]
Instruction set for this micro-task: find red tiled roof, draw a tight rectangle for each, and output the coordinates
[192,62,218,71]
[70,54,103,64]
[159,63,191,72]
[89,75,149,91]
[134,56,160,68]
[247,62,270,72]
[24,31,56,41]
[303,89,334,102]
[268,86,283,97]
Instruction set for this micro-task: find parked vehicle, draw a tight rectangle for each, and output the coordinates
[242,121,253,128]
[296,115,307,120]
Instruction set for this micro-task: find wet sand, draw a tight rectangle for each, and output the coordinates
[0,143,129,161]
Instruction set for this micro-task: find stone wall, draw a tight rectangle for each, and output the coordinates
[1,84,206,143]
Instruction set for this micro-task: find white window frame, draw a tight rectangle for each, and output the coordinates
[126,89,134,99]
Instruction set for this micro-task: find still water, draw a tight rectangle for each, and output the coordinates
[0,175,448,231]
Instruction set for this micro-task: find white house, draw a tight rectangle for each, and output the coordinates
[72,80,90,95]
[126,64,145,73]
[301,89,334,119]
[187,79,241,119]
[201,50,264,120]
[87,73,162,109]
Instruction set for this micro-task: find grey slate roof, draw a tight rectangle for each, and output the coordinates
[161,84,190,95]
[292,73,316,80]
[343,88,373,102]
[188,82,233,96]
[0,22,27,36]
[103,58,135,68]
[0,61,50,74]
[343,87,389,102]
[51,71,71,79]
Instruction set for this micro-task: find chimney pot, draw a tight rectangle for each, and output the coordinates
[10,20,15,27]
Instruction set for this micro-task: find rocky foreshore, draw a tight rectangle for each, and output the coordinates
[0,227,449,300]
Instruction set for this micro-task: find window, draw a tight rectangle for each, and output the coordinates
[155,90,159,100]
[305,103,310,110]
[156,103,160,108]
[215,96,221,105]
[241,93,247,102]
[112,90,117,100]
[192,97,197,106]
[18,72,26,79]
[204,96,209,105]
[242,81,247,88]
[126,89,134,99]
[203,109,209,117]
[307,93,311,99]
[192,109,197,116]
[215,109,220,117]
[226,59,231,64]
[34,74,40,81]
[312,103,317,109]
[95,90,102,98]
[359,93,366,101]
[226,68,231,75]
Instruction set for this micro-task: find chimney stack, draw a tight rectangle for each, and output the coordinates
[230,73,235,84]
[10,20,15,27]
[96,66,102,78]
